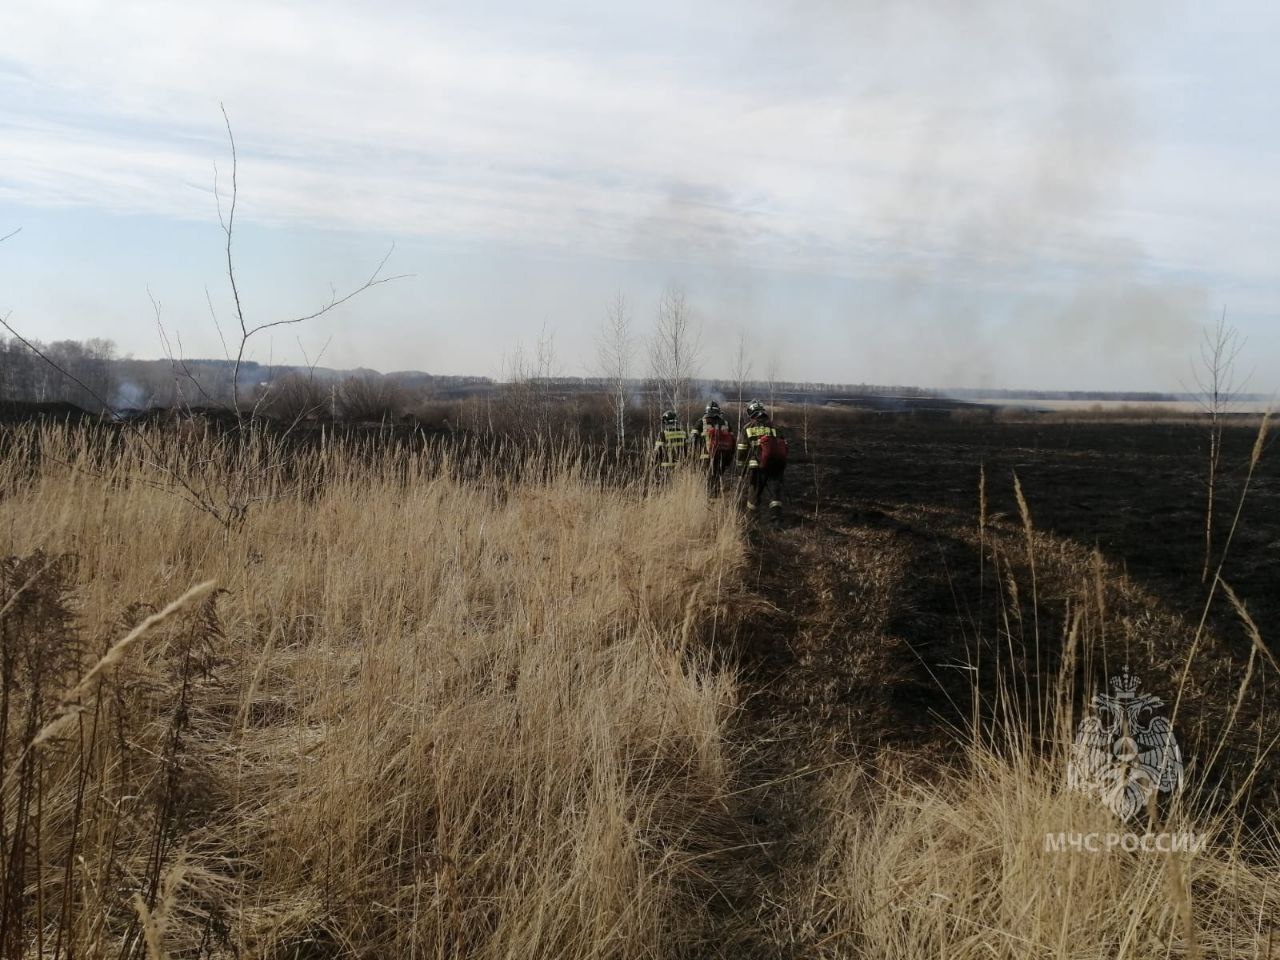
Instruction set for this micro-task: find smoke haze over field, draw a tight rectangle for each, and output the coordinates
[0,0,1277,391]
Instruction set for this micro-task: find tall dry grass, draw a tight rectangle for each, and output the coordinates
[800,428,1279,959]
[808,739,1279,959]
[0,423,746,958]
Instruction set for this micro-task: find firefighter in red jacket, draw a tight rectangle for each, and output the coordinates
[688,400,735,494]
[737,400,787,514]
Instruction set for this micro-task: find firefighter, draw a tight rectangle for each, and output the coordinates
[737,399,788,515]
[652,409,688,474]
[689,400,736,493]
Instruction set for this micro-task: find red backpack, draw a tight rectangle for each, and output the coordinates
[705,424,735,455]
[757,432,788,468]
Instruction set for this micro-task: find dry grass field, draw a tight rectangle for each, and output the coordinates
[1,416,1278,958]
[0,425,748,958]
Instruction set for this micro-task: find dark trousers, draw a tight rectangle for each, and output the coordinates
[747,464,785,510]
[706,453,734,495]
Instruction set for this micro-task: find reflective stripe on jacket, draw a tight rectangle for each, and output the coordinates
[654,428,688,467]
[740,423,778,469]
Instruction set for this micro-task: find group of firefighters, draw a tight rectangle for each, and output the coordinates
[652,399,787,515]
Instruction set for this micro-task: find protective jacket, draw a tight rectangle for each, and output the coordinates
[738,416,785,469]
[653,426,688,468]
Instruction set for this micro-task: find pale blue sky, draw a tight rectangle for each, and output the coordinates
[1,0,1277,390]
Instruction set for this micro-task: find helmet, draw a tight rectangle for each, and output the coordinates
[705,400,721,416]
[661,409,679,426]
[746,400,767,420]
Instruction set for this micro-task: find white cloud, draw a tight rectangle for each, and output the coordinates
[0,2,1165,258]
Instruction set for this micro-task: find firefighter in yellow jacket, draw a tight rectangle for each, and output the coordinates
[652,409,688,474]
[737,400,788,514]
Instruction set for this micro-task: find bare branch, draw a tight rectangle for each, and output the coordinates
[297,334,333,377]
[205,285,231,361]
[151,288,216,409]
[246,243,408,337]
[218,102,245,338]
[174,332,216,405]
[215,106,407,416]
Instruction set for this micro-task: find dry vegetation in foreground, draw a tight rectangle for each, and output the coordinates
[807,736,1279,959]
[1,421,1278,959]
[0,424,746,958]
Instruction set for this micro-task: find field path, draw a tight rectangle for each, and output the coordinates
[709,472,987,956]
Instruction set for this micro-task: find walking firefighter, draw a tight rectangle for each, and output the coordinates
[737,399,788,515]
[689,400,736,493]
[652,408,689,474]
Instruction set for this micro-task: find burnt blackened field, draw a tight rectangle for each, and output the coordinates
[815,415,1278,640]
[744,411,1279,811]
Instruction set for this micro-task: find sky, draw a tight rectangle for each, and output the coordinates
[1,0,1278,391]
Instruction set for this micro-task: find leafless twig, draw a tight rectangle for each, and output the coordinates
[204,285,231,361]
[213,103,409,416]
[151,287,218,410]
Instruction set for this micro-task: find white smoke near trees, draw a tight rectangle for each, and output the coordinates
[113,379,147,410]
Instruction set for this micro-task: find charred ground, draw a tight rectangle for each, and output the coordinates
[713,411,1279,954]
[746,410,1278,767]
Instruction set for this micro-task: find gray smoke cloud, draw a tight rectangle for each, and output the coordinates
[750,0,1203,389]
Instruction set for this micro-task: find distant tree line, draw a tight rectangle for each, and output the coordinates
[11,336,1243,426]
[0,334,1007,429]
[0,336,498,421]
[0,336,117,411]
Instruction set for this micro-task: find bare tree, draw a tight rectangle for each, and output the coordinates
[650,285,700,419]
[150,287,223,411]
[730,331,752,434]
[336,373,405,422]
[502,322,557,436]
[258,371,328,422]
[1193,309,1247,582]
[597,293,633,446]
